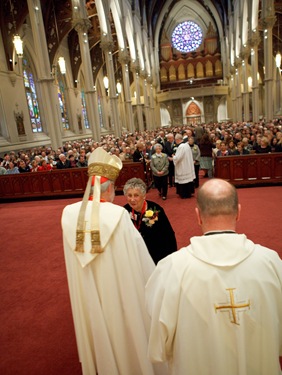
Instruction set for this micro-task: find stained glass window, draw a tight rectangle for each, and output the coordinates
[22,57,42,133]
[172,21,203,53]
[98,94,103,128]
[56,71,70,130]
[81,90,89,129]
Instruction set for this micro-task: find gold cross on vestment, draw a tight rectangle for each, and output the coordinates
[214,288,250,325]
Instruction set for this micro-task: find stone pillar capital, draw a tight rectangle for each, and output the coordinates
[240,46,250,60]
[140,69,147,79]
[230,66,236,75]
[118,49,130,65]
[73,18,91,33]
[100,35,115,52]
[130,59,141,74]
[261,15,276,30]
[249,30,261,47]
[234,57,242,68]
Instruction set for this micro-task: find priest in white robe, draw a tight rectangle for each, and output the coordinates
[62,147,167,375]
[173,133,195,198]
[146,178,282,375]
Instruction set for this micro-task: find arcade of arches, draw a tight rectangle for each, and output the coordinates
[0,0,281,153]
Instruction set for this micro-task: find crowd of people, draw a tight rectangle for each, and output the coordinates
[1,119,281,179]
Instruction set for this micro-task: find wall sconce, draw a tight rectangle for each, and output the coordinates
[58,57,66,74]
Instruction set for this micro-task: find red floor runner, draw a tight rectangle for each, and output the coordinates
[0,182,281,375]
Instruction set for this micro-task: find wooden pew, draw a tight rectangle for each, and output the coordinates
[214,153,282,186]
[0,162,148,201]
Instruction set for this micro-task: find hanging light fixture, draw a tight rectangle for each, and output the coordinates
[276,14,281,68]
[9,0,23,57]
[58,57,66,74]
[116,81,122,94]
[103,76,109,89]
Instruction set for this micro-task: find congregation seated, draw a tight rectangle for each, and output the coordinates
[1,119,282,179]
[255,136,272,154]
[216,141,231,156]
[6,161,19,174]
[38,159,53,171]
[232,142,250,155]
[18,159,31,173]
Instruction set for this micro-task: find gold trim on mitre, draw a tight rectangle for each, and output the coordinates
[88,162,120,181]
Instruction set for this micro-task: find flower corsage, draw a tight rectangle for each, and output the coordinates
[142,207,159,227]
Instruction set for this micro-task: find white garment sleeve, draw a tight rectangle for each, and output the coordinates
[145,252,187,363]
[172,144,184,165]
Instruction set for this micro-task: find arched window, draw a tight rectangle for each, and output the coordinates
[22,57,42,133]
[56,70,70,130]
[81,90,90,129]
[172,21,203,53]
[97,94,103,128]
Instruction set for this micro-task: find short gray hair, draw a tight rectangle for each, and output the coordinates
[154,143,163,151]
[175,133,183,141]
[123,178,147,196]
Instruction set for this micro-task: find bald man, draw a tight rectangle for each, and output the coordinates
[146,178,282,375]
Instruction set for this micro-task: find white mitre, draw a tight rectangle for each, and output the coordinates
[75,147,122,254]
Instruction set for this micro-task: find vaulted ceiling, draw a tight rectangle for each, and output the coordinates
[0,0,281,84]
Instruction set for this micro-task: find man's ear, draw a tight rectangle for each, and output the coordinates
[236,203,241,222]
[195,207,202,226]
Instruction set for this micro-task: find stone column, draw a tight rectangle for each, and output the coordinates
[230,67,237,121]
[131,59,144,132]
[140,71,150,130]
[74,19,100,141]
[26,0,62,150]
[240,47,250,121]
[249,30,261,122]
[100,36,121,137]
[262,15,276,121]
[118,49,134,132]
[146,75,155,130]
[234,58,243,122]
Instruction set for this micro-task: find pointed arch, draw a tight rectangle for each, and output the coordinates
[215,60,223,76]
[187,63,194,78]
[196,62,204,78]
[160,67,168,82]
[169,65,176,81]
[205,60,213,76]
[178,64,185,80]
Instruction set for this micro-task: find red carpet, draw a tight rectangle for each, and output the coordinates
[0,182,282,375]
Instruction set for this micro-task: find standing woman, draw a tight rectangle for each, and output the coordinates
[123,178,177,264]
[188,137,201,188]
[199,133,214,178]
[150,143,169,200]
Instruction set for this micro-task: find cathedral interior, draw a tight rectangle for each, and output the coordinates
[0,0,281,152]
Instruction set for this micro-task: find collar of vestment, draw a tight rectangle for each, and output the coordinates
[204,230,236,236]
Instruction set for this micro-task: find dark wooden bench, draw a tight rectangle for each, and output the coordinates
[214,153,282,187]
[0,162,149,201]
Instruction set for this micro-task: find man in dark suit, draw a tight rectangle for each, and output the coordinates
[56,153,72,169]
[164,133,177,188]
